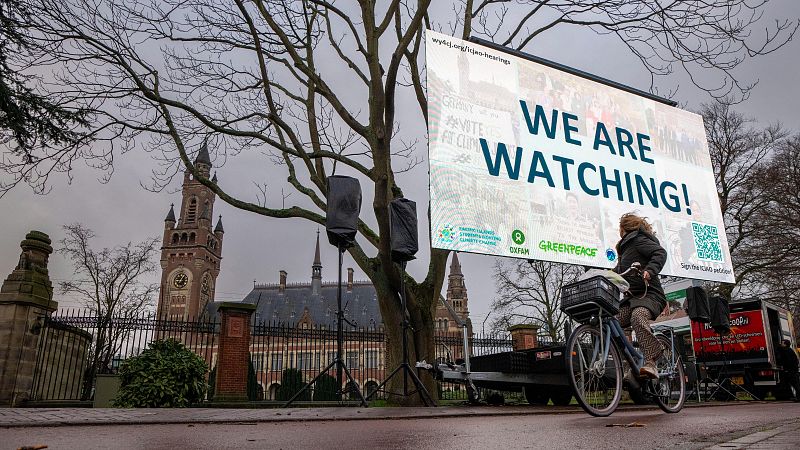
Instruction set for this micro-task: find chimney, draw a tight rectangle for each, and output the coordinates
[347,268,354,292]
[279,270,287,293]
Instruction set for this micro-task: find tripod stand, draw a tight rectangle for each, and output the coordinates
[365,261,435,406]
[705,327,759,401]
[284,244,367,407]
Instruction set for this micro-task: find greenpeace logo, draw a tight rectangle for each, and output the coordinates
[538,240,597,258]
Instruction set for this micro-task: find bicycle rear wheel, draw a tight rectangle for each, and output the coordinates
[653,334,686,413]
[566,324,623,417]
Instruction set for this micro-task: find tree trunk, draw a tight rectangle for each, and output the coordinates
[371,269,440,405]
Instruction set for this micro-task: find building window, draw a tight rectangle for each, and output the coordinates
[365,350,379,369]
[270,353,283,372]
[252,352,267,372]
[187,198,197,223]
[346,351,359,370]
[297,352,313,371]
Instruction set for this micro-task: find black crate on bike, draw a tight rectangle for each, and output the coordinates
[560,275,620,323]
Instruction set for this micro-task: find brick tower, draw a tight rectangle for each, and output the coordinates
[435,252,471,333]
[157,143,224,320]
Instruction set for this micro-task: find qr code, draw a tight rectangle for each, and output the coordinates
[691,222,724,262]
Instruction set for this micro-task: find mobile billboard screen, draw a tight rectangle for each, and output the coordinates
[692,311,768,363]
[426,30,734,282]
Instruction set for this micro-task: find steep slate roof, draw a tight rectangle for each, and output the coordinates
[164,204,176,222]
[241,281,383,329]
[195,141,212,167]
[450,251,462,275]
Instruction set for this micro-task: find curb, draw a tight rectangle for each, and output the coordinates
[0,401,761,429]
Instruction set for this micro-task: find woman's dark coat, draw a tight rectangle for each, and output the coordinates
[614,227,668,319]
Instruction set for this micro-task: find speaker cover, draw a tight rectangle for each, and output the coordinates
[685,286,710,323]
[709,295,730,335]
[390,198,418,262]
[325,176,362,247]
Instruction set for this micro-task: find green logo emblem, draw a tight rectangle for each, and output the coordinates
[512,229,525,245]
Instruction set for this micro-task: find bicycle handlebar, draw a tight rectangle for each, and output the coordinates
[620,262,642,277]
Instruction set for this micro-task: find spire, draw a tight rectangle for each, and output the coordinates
[214,215,224,233]
[313,229,322,267]
[211,171,218,183]
[311,229,322,294]
[195,141,212,167]
[446,251,468,318]
[165,203,176,223]
[449,252,463,276]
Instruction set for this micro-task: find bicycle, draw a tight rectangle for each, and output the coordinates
[561,263,686,417]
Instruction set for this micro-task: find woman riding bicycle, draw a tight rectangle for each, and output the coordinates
[613,213,667,379]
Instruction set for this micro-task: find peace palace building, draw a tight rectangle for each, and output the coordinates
[156,147,471,397]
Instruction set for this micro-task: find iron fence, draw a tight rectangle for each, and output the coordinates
[29,309,219,402]
[29,309,525,403]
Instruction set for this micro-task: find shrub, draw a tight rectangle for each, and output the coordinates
[313,373,339,401]
[113,339,207,407]
[276,368,309,401]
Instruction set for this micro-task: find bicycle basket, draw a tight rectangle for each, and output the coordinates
[560,275,621,323]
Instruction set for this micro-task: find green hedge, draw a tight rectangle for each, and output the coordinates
[113,339,207,408]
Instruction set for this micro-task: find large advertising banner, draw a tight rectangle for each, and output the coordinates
[425,30,735,282]
[691,311,768,363]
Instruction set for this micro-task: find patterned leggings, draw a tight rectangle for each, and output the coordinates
[617,304,663,364]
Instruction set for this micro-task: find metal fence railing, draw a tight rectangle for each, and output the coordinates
[29,309,521,403]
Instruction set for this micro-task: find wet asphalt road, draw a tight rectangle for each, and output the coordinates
[2,402,800,450]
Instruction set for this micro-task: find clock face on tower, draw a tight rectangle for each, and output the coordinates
[173,272,189,289]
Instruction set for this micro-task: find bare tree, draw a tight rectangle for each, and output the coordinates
[702,102,796,299]
[7,0,796,402]
[491,259,581,341]
[58,223,158,398]
[756,136,800,334]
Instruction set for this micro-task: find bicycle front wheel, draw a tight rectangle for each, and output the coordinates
[566,324,623,417]
[654,334,686,413]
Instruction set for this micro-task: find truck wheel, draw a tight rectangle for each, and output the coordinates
[550,388,574,406]
[524,386,550,405]
[486,391,505,405]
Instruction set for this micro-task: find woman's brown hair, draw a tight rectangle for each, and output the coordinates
[619,213,654,235]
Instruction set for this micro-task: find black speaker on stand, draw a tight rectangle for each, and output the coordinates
[706,296,759,401]
[365,198,435,406]
[284,176,368,407]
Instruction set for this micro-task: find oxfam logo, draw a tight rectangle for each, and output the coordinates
[512,229,526,245]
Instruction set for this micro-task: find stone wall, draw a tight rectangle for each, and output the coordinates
[0,303,51,405]
[30,320,92,401]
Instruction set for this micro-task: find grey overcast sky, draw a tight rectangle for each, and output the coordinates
[2,2,799,328]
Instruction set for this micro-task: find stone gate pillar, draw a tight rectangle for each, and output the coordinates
[214,302,256,402]
[0,231,57,406]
